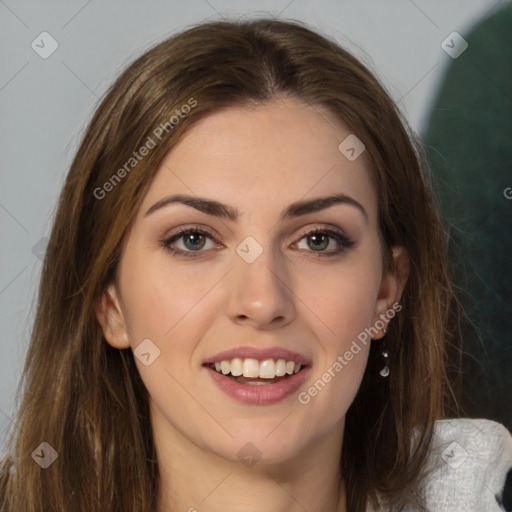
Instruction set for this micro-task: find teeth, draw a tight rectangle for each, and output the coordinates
[275,359,287,376]
[259,359,275,379]
[221,360,230,375]
[243,358,260,378]
[210,357,304,379]
[230,357,243,377]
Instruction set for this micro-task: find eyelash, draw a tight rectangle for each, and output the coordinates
[160,226,355,259]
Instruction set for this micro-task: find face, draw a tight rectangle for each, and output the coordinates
[97,95,407,467]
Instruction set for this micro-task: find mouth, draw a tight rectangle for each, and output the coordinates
[204,357,308,385]
[202,348,311,404]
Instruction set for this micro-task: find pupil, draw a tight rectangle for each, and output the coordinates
[308,234,328,251]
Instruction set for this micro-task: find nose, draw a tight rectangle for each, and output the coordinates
[224,244,296,329]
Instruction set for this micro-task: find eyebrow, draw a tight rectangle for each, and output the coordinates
[145,193,368,223]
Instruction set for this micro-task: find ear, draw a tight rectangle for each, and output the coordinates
[372,246,409,340]
[95,282,131,349]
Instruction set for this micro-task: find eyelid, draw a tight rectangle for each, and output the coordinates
[162,223,218,241]
[294,223,348,240]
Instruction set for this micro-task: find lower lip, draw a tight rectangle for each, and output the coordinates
[205,366,311,405]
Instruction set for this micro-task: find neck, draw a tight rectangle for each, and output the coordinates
[153,412,347,512]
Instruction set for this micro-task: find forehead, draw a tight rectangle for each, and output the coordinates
[140,96,377,222]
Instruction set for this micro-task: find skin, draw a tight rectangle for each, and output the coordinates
[96,95,409,512]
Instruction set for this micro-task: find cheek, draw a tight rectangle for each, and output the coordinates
[118,251,228,405]
[119,250,225,343]
[119,256,225,422]
[295,255,383,351]
[295,277,373,434]
[292,254,381,419]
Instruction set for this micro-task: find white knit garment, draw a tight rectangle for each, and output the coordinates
[369,418,512,511]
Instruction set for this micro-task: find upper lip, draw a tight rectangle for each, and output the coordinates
[203,346,312,366]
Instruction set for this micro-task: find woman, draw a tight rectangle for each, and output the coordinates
[1,18,510,511]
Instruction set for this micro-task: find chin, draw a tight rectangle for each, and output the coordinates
[211,427,307,467]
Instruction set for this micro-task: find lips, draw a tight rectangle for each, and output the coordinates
[203,346,312,405]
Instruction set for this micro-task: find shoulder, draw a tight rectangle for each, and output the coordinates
[422,418,512,511]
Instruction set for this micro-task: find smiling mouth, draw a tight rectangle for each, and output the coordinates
[205,357,307,385]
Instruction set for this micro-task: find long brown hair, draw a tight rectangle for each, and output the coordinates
[0,18,459,511]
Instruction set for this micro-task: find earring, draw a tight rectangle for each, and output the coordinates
[379,327,390,377]
[379,350,389,377]
[379,348,390,377]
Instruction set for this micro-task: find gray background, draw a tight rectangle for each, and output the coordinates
[0,0,504,451]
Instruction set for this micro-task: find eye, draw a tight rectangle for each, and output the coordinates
[160,226,354,259]
[160,227,219,257]
[294,228,354,255]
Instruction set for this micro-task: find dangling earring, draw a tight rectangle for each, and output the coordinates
[379,349,390,377]
[379,327,390,377]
